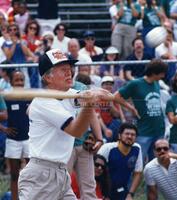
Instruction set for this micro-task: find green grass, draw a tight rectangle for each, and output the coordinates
[0,173,10,198]
[0,173,165,200]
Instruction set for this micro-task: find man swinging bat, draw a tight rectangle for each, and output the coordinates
[17,48,138,200]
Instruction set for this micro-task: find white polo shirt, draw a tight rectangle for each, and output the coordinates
[28,88,78,164]
[144,158,177,200]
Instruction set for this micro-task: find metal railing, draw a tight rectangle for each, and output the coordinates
[0,59,176,68]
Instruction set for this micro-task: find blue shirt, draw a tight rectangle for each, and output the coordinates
[6,100,30,141]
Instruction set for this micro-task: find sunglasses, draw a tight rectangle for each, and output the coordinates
[9,28,17,32]
[85,37,95,41]
[95,163,105,170]
[29,26,37,30]
[58,28,65,31]
[155,146,169,152]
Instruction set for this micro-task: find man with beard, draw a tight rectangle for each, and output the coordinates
[144,139,177,200]
[97,122,143,200]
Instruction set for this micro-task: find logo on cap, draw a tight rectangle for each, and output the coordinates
[52,51,67,60]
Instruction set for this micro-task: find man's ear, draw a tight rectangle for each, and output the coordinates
[43,73,53,85]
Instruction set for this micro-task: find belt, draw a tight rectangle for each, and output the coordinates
[30,157,66,169]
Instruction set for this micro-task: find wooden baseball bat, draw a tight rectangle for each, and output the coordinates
[1,89,115,101]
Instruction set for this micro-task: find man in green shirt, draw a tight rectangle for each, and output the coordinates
[166,72,177,153]
[114,59,168,162]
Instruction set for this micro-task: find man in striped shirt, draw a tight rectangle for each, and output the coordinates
[144,139,177,200]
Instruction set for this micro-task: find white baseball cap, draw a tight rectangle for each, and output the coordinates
[101,76,114,84]
[105,46,119,54]
[38,49,78,76]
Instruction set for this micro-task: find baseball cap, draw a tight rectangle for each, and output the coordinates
[105,46,119,54]
[83,30,95,38]
[38,49,78,76]
[101,76,114,84]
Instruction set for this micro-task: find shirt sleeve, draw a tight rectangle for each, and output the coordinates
[118,80,135,99]
[143,164,156,186]
[0,96,7,110]
[97,143,116,162]
[134,144,143,172]
[165,99,174,114]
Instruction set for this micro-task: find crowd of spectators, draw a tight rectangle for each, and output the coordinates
[0,0,177,200]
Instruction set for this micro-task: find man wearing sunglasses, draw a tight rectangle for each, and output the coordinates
[144,138,177,200]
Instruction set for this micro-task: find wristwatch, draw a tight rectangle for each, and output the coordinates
[128,192,135,197]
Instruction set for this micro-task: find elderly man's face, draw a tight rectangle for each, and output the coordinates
[47,64,73,91]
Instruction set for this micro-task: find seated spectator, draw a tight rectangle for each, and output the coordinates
[68,38,92,62]
[124,36,153,81]
[144,138,177,200]
[52,23,70,54]
[0,10,8,27]
[166,73,177,153]
[0,68,12,90]
[0,23,9,63]
[155,29,177,84]
[98,122,143,200]
[79,30,103,62]
[22,19,41,53]
[97,76,125,142]
[71,154,111,200]
[2,23,37,88]
[77,63,101,88]
[99,46,124,81]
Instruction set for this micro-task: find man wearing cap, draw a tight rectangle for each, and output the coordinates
[79,30,103,62]
[18,49,112,200]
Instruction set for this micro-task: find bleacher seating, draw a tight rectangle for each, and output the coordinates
[26,0,112,48]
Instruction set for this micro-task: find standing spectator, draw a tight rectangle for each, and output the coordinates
[52,23,71,54]
[144,138,177,200]
[111,0,141,59]
[67,79,103,200]
[166,73,177,153]
[7,0,21,24]
[14,1,30,34]
[124,37,153,81]
[0,0,11,13]
[37,0,58,20]
[5,70,30,200]
[142,0,166,56]
[18,48,112,200]
[0,94,8,174]
[170,0,177,41]
[98,122,143,200]
[114,59,167,162]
